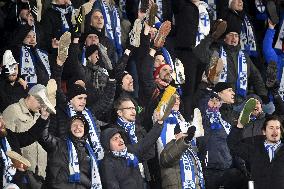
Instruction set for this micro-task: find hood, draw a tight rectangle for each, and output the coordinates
[100,127,121,151]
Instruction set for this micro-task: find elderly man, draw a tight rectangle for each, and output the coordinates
[228,115,284,189]
[0,109,49,189]
[3,84,55,179]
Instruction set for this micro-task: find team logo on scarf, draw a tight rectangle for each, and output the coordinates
[240,15,257,56]
[219,46,248,97]
[20,46,51,86]
[51,4,74,33]
[196,1,210,46]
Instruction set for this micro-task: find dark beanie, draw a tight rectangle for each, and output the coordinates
[85,44,99,58]
[79,27,102,44]
[213,82,233,93]
[67,83,87,101]
[222,11,242,36]
[118,71,130,85]
[11,24,33,46]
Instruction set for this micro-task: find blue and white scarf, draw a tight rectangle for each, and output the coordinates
[219,47,248,97]
[1,138,16,188]
[157,111,205,189]
[196,1,210,46]
[180,147,205,189]
[51,4,74,33]
[156,0,163,21]
[67,138,102,188]
[206,108,231,135]
[161,47,174,69]
[81,46,87,66]
[255,0,265,13]
[264,140,282,162]
[240,15,257,56]
[203,0,217,21]
[98,0,123,56]
[279,69,284,101]
[67,104,104,161]
[112,148,139,168]
[20,46,51,86]
[116,117,138,144]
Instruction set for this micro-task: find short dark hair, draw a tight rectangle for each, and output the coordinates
[261,115,284,133]
[113,97,134,111]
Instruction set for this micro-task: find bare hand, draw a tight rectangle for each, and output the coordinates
[153,110,163,124]
[52,38,59,49]
[75,80,86,88]
[18,78,28,90]
[268,19,276,29]
[40,107,50,120]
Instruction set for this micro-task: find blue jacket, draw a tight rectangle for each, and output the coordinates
[263,28,284,81]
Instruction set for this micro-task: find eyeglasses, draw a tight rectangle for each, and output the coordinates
[120,107,136,111]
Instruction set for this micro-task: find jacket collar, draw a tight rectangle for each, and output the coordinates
[18,98,40,117]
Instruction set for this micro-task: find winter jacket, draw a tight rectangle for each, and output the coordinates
[160,137,199,189]
[194,36,267,104]
[172,0,199,50]
[100,122,163,189]
[228,127,284,189]
[2,98,47,177]
[0,78,27,113]
[40,4,73,52]
[40,127,92,189]
[0,117,48,188]
[48,63,115,138]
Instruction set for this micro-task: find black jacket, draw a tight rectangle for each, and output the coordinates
[40,127,92,189]
[0,118,48,188]
[100,122,163,189]
[194,36,267,104]
[228,127,284,189]
[0,78,27,113]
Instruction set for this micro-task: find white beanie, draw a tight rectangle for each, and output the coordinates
[2,50,18,75]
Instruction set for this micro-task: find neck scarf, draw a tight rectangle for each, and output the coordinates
[67,138,102,188]
[157,111,205,189]
[206,108,231,135]
[51,4,73,33]
[112,148,139,168]
[279,69,284,100]
[20,46,51,86]
[264,140,282,162]
[156,0,163,21]
[116,117,137,144]
[67,103,104,161]
[98,0,123,56]
[219,46,248,97]
[196,1,210,46]
[240,15,257,56]
[204,0,217,21]
[1,138,16,188]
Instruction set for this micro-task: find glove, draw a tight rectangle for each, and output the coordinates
[108,69,115,80]
[174,123,182,135]
[262,101,275,115]
[210,19,227,40]
[184,126,196,143]
[260,95,270,104]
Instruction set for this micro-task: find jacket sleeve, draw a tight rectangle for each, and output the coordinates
[227,126,253,163]
[128,122,163,157]
[100,159,120,189]
[38,119,60,152]
[248,58,268,97]
[193,35,215,65]
[263,28,278,63]
[89,79,116,120]
[160,137,190,168]
[114,53,129,81]
[2,106,17,132]
[13,118,49,148]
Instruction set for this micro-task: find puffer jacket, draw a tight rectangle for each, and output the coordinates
[40,126,92,189]
[100,123,163,189]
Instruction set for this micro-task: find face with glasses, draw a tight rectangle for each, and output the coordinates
[224,32,239,46]
[117,100,136,122]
